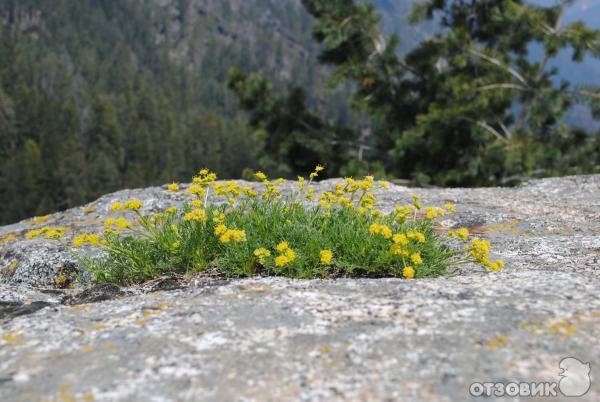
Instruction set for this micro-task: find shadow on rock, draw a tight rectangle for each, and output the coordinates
[62,284,128,305]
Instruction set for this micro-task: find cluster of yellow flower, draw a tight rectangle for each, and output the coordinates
[309,165,325,179]
[369,223,428,277]
[213,181,258,204]
[27,226,67,240]
[393,204,413,224]
[403,266,415,279]
[73,233,100,248]
[186,169,218,197]
[424,206,446,220]
[33,165,505,282]
[317,176,387,213]
[253,248,271,265]
[193,169,217,187]
[253,172,284,200]
[319,249,333,265]
[214,224,246,244]
[111,199,143,212]
[184,208,207,222]
[448,227,470,241]
[274,242,297,267]
[369,223,393,239]
[407,230,426,243]
[469,237,505,272]
[104,217,133,235]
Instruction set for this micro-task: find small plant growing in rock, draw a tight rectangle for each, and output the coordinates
[28,167,504,285]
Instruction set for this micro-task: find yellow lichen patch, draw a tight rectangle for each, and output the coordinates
[519,319,544,336]
[26,215,51,225]
[7,260,18,271]
[65,304,91,312]
[90,323,107,332]
[54,273,69,288]
[103,343,118,352]
[82,206,96,214]
[487,335,509,350]
[239,284,272,293]
[473,220,521,235]
[82,344,94,353]
[548,320,577,338]
[1,329,24,345]
[134,319,147,326]
[45,384,95,402]
[142,310,161,318]
[318,345,332,354]
[0,233,18,244]
[520,312,587,339]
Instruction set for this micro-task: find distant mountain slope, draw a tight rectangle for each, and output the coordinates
[0,0,348,223]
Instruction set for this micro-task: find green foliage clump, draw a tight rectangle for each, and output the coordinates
[31,168,504,286]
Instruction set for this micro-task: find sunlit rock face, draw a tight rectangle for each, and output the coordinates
[0,175,599,401]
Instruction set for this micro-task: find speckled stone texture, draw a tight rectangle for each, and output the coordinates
[0,175,599,401]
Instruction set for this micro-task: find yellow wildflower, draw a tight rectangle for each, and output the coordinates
[320,249,333,265]
[111,202,122,212]
[183,209,207,222]
[242,187,258,198]
[254,248,271,265]
[192,169,217,187]
[219,229,246,244]
[284,248,296,262]
[425,207,437,220]
[187,184,205,197]
[73,233,100,248]
[309,165,325,179]
[212,211,225,224]
[124,199,143,211]
[276,242,290,252]
[165,207,178,214]
[369,224,393,239]
[273,243,297,267]
[255,171,267,181]
[392,233,409,245]
[115,217,132,230]
[412,199,422,210]
[167,183,180,192]
[214,224,228,235]
[456,228,469,241]
[471,237,491,257]
[407,231,426,243]
[403,266,415,279]
[444,203,456,213]
[410,252,423,265]
[379,180,390,190]
[390,244,408,256]
[489,259,505,272]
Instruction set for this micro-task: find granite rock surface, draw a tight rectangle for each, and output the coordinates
[0,175,598,401]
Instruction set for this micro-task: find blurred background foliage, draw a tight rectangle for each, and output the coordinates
[0,0,598,224]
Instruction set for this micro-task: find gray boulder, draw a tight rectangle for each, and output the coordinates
[0,175,598,401]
